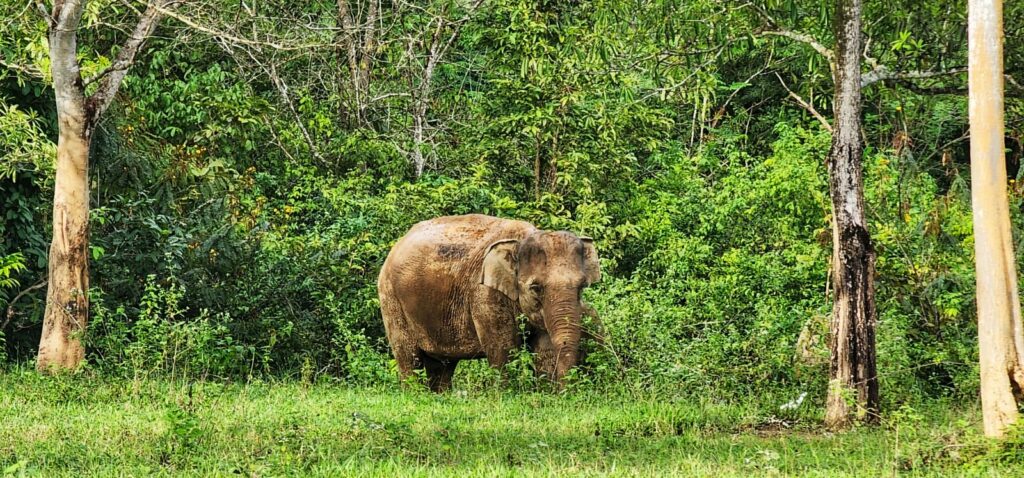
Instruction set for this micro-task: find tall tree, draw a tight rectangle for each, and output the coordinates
[968,0,1024,438]
[36,0,179,371]
[336,0,379,129]
[824,0,879,428]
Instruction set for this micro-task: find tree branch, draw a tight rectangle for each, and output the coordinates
[2,279,46,333]
[750,2,835,68]
[33,1,54,27]
[760,30,835,64]
[751,3,967,94]
[405,0,485,176]
[152,2,330,51]
[862,66,967,88]
[266,60,326,165]
[86,0,179,123]
[0,57,44,78]
[1007,74,1022,91]
[775,72,832,133]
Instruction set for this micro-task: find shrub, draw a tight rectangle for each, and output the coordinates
[88,275,258,380]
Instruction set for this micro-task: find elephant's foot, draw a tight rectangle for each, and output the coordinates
[423,356,458,393]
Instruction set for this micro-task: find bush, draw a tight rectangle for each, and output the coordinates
[88,275,258,380]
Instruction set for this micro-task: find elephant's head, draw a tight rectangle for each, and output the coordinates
[481,231,600,383]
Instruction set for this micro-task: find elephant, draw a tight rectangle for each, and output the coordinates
[377,214,601,392]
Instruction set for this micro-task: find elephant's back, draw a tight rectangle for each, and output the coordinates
[381,214,534,284]
[403,214,533,248]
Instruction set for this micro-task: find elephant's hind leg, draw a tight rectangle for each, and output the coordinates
[423,356,458,393]
[391,344,420,386]
[380,280,419,386]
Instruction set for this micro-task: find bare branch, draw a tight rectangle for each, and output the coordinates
[151,1,327,51]
[406,0,486,176]
[759,30,835,64]
[86,0,179,123]
[922,133,969,164]
[712,49,775,128]
[1007,74,1022,91]
[261,112,301,162]
[775,72,832,133]
[0,57,44,78]
[749,2,835,67]
[2,279,46,332]
[639,55,720,103]
[20,0,55,28]
[266,60,326,164]
[757,14,969,95]
[33,1,52,26]
[862,66,967,88]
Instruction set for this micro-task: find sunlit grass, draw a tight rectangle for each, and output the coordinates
[0,370,1018,477]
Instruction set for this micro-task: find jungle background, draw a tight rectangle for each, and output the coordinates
[4,0,1023,399]
[2,2,1024,468]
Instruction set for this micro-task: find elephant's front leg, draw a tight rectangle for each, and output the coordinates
[471,285,521,372]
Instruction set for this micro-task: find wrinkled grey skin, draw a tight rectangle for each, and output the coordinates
[378,214,601,392]
[530,302,604,380]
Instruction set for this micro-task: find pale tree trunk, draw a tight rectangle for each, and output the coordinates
[411,17,448,177]
[407,0,485,177]
[38,7,92,368]
[824,0,879,428]
[968,0,1024,438]
[411,103,428,177]
[411,20,442,178]
[37,0,175,372]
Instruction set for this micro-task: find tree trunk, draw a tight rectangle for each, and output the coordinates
[336,0,377,128]
[37,0,171,372]
[410,17,446,178]
[38,9,92,372]
[824,0,879,428]
[968,0,1024,438]
[412,104,427,177]
[335,0,358,126]
[37,119,91,371]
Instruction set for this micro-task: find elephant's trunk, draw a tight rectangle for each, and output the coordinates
[544,290,583,384]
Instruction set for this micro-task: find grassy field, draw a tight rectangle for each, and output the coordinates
[0,370,1020,477]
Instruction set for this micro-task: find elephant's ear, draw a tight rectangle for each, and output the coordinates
[580,237,601,285]
[481,239,519,300]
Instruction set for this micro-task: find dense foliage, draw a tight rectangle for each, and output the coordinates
[2,0,1023,410]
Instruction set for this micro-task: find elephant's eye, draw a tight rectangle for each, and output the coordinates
[529,283,543,294]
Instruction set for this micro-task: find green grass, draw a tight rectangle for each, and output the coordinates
[0,370,1019,477]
